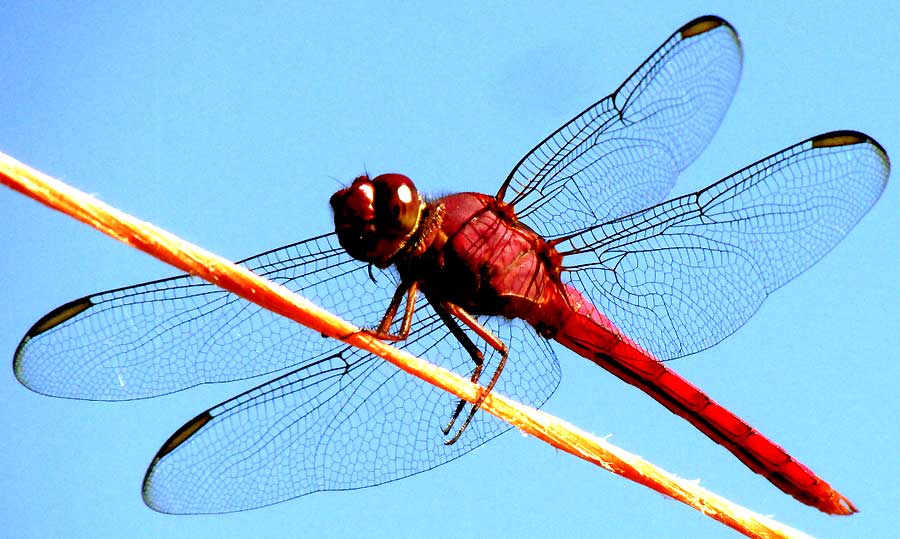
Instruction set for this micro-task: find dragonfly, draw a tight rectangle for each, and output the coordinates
[13,15,889,516]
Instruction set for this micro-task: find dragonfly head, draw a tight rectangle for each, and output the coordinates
[330,173,424,268]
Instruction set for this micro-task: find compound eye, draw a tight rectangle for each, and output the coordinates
[330,176,375,223]
[372,174,421,235]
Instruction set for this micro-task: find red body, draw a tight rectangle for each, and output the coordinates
[397,191,853,515]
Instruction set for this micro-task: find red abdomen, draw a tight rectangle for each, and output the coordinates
[553,285,857,515]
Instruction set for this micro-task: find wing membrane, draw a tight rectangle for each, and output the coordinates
[561,132,889,360]
[16,232,562,513]
[142,312,559,513]
[500,15,742,238]
[14,234,397,399]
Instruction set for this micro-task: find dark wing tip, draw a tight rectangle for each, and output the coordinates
[811,130,891,177]
[151,410,213,463]
[13,296,94,385]
[811,129,886,154]
[679,15,734,39]
[142,410,214,513]
[23,296,94,339]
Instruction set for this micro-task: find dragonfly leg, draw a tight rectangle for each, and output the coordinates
[361,281,418,342]
[432,301,509,445]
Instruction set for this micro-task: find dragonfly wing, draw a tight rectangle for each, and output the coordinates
[14,233,397,400]
[500,16,742,238]
[560,132,889,360]
[142,310,559,514]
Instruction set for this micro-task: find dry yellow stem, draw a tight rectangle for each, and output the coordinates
[1,150,814,539]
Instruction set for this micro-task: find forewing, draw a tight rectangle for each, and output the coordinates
[560,132,889,360]
[14,233,396,399]
[142,310,560,514]
[500,16,742,238]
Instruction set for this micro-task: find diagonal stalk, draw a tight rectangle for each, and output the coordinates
[2,150,814,539]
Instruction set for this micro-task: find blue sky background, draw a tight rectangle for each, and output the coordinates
[1,2,897,538]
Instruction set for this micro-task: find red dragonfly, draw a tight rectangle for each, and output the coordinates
[14,16,889,515]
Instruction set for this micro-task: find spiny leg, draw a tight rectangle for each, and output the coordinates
[362,280,419,341]
[432,301,509,445]
[432,304,485,436]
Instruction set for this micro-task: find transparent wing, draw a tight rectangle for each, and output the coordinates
[142,311,559,514]
[560,132,889,360]
[14,233,394,400]
[499,15,742,238]
[16,232,561,513]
